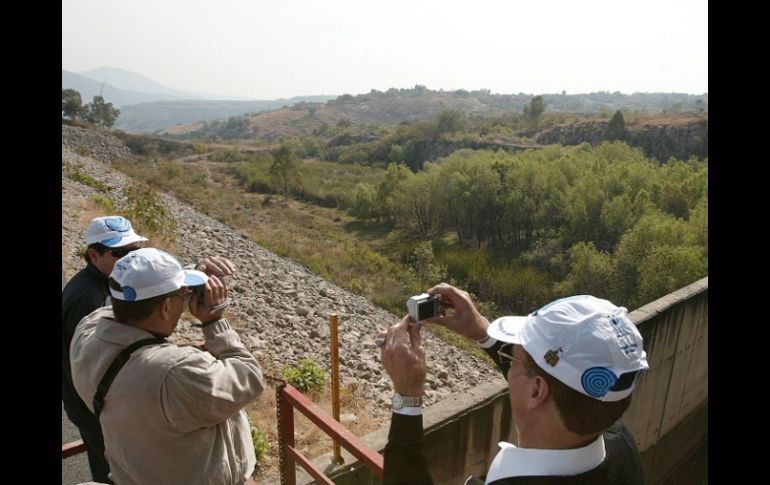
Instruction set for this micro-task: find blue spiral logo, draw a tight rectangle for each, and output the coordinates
[100,236,124,246]
[105,217,131,232]
[581,367,618,398]
[122,286,137,301]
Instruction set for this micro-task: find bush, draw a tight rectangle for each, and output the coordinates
[90,194,115,212]
[250,427,270,465]
[64,163,112,193]
[122,183,177,248]
[282,358,326,393]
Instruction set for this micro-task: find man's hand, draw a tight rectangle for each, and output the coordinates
[196,256,236,277]
[378,316,426,397]
[425,283,490,341]
[189,274,228,323]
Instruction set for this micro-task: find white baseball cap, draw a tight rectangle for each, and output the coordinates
[85,216,148,248]
[487,295,648,402]
[109,248,208,301]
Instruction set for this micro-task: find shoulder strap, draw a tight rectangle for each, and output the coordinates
[93,337,166,419]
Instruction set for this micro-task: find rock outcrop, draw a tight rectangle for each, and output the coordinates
[535,120,708,162]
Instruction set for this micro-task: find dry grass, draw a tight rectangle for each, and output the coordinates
[248,380,389,481]
[628,111,707,128]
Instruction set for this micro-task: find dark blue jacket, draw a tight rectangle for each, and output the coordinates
[62,263,110,425]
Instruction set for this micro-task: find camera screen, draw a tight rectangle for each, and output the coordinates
[417,300,437,321]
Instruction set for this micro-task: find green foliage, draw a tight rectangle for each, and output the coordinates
[122,134,159,157]
[554,242,613,297]
[230,152,275,194]
[409,241,447,289]
[350,183,376,219]
[358,143,707,310]
[210,149,249,163]
[523,95,545,125]
[122,183,177,248]
[250,427,270,465]
[637,245,707,305]
[84,95,120,128]
[63,163,112,193]
[62,89,84,120]
[282,358,327,393]
[605,110,626,141]
[90,194,115,212]
[435,110,468,134]
[270,140,300,200]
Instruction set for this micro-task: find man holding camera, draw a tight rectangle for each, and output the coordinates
[70,248,264,484]
[379,283,649,484]
[62,216,236,483]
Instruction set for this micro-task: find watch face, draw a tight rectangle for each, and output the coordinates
[392,394,403,409]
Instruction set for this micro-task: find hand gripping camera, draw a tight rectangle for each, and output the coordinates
[407,293,441,322]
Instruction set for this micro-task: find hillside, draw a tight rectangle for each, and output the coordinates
[161,87,708,139]
[117,96,335,133]
[61,123,499,422]
[62,69,187,107]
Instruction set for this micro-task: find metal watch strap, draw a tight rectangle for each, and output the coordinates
[392,393,422,410]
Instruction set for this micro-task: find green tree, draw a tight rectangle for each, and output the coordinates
[435,110,467,134]
[62,89,84,120]
[637,245,707,304]
[270,140,300,200]
[84,96,120,128]
[554,242,613,297]
[350,182,377,219]
[605,110,626,141]
[523,95,545,125]
[409,241,447,289]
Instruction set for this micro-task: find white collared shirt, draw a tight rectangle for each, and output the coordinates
[484,435,606,484]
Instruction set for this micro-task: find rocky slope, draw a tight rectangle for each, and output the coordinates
[535,119,708,162]
[61,125,501,420]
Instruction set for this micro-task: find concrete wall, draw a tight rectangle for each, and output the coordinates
[302,277,708,485]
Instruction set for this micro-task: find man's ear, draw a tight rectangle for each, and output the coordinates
[158,297,173,320]
[529,375,550,407]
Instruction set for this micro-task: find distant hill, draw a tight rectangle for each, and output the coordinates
[62,66,336,133]
[62,70,188,107]
[78,67,193,99]
[117,96,335,133]
[161,87,708,141]
[77,66,240,101]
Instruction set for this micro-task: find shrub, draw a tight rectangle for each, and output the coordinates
[250,427,270,465]
[90,194,115,212]
[282,358,326,393]
[122,183,177,248]
[64,164,112,193]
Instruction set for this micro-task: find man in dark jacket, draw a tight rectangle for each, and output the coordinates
[378,283,649,484]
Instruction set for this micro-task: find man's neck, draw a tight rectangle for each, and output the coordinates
[517,419,599,450]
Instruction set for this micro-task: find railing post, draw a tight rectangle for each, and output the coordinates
[330,313,342,464]
[276,382,296,485]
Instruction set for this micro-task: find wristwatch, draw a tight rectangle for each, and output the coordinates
[392,393,422,410]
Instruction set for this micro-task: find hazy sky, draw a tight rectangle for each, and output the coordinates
[62,0,708,100]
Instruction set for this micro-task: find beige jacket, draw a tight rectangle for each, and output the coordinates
[71,306,266,484]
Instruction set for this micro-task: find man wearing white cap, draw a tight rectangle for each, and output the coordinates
[379,283,649,484]
[62,216,236,483]
[70,248,265,485]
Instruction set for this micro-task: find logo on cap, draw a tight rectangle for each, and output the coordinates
[105,217,131,232]
[121,286,137,301]
[581,367,618,398]
[544,348,562,367]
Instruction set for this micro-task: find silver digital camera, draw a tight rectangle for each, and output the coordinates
[407,293,441,322]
